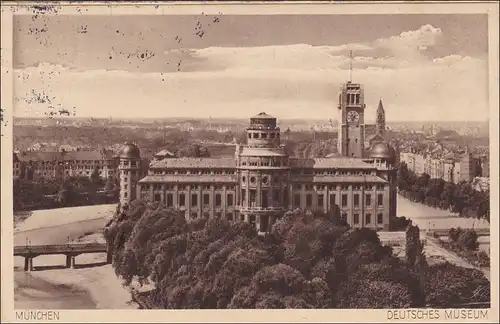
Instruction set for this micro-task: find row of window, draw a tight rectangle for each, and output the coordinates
[240,157,285,167]
[121,170,140,176]
[291,169,374,176]
[240,188,285,208]
[343,212,384,225]
[294,183,386,191]
[151,169,235,175]
[156,192,235,208]
[182,212,273,233]
[34,165,101,170]
[120,161,138,167]
[181,210,384,228]
[345,92,361,105]
[293,193,384,208]
[247,131,280,140]
[146,184,236,191]
[24,159,111,165]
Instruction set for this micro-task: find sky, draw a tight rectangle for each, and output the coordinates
[12,14,490,122]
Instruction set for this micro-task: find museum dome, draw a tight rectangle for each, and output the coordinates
[120,142,141,159]
[370,141,396,160]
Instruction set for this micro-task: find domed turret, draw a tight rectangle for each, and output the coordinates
[370,141,396,160]
[119,142,141,207]
[120,142,140,159]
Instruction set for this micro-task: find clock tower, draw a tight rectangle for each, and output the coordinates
[337,81,366,158]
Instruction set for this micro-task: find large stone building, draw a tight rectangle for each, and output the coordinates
[13,150,120,181]
[119,80,398,232]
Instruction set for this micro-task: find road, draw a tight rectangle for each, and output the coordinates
[397,195,489,230]
[426,237,490,281]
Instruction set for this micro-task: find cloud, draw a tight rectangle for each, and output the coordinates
[13,24,489,122]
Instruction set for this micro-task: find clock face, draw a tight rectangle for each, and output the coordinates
[347,111,359,122]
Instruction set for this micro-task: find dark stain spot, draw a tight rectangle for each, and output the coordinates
[77,25,88,34]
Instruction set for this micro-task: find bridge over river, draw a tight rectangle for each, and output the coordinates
[14,243,111,272]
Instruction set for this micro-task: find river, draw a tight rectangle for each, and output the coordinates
[13,217,110,309]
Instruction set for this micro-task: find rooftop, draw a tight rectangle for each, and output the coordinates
[252,112,275,119]
[139,174,237,183]
[240,147,287,157]
[290,157,375,169]
[150,157,237,169]
[16,150,116,162]
[148,156,377,169]
[154,149,176,157]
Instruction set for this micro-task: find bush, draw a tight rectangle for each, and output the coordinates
[456,228,479,251]
[448,227,461,242]
[476,251,490,268]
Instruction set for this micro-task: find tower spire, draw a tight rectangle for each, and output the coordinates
[376,98,386,136]
[349,50,353,83]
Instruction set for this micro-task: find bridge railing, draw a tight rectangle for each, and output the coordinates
[14,243,107,255]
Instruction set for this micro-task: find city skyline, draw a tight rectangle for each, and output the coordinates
[13,14,490,121]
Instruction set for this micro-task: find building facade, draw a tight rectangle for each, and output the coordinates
[399,149,479,184]
[13,150,120,181]
[120,81,398,232]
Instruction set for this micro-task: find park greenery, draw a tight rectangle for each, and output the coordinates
[104,201,490,309]
[430,227,490,268]
[397,162,490,222]
[13,168,119,211]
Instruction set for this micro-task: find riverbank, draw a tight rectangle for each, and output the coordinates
[14,204,138,309]
[14,204,117,232]
[14,230,138,309]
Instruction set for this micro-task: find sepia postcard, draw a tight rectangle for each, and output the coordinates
[1,1,499,323]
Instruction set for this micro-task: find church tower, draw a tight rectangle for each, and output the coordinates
[376,99,386,136]
[337,82,366,158]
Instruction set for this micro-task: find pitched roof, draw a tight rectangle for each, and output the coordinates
[139,175,237,183]
[154,149,175,157]
[150,157,237,169]
[240,147,287,157]
[289,157,375,169]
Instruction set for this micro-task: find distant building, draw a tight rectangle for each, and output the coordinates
[399,147,479,184]
[435,130,460,140]
[13,150,120,181]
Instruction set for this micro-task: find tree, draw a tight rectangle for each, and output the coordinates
[405,224,420,267]
[106,207,490,309]
[176,144,211,158]
[104,176,115,191]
